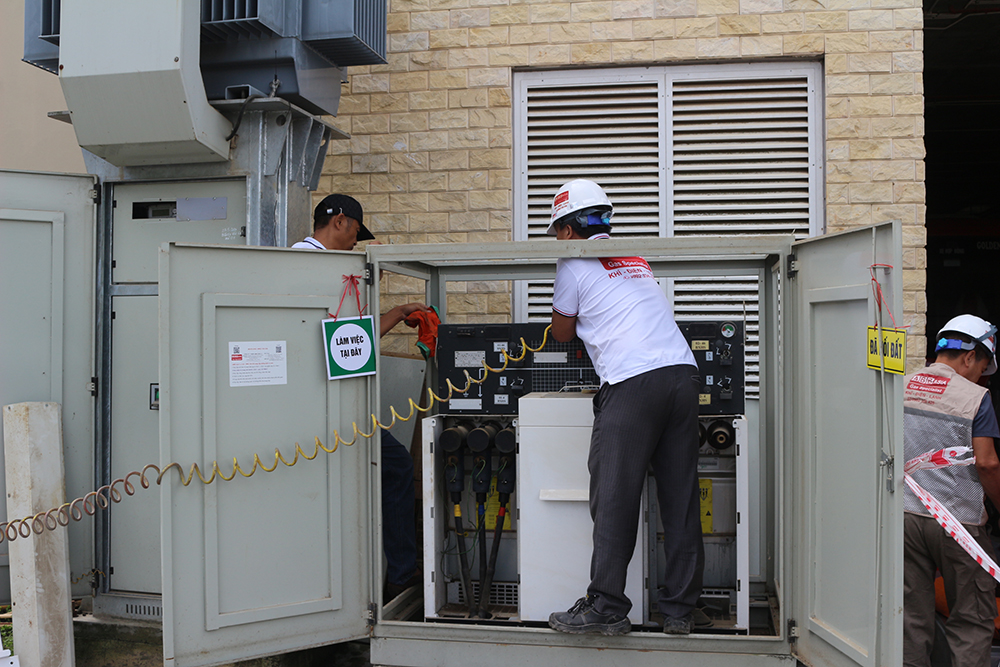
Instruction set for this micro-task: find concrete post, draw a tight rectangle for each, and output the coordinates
[2,402,75,667]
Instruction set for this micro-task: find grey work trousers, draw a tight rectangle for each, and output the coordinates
[904,512,996,667]
[587,364,704,619]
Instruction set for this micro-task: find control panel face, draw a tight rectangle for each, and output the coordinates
[678,321,745,416]
[437,323,599,415]
[437,321,746,416]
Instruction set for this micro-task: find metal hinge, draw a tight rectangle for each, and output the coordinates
[366,602,377,630]
[88,188,101,205]
[88,377,98,397]
[364,263,375,286]
[788,618,799,642]
[787,254,799,278]
[881,452,895,493]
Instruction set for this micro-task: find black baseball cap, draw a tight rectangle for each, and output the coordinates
[313,194,375,241]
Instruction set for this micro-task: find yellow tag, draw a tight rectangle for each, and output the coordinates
[454,505,461,518]
[699,479,713,534]
[699,394,711,405]
[692,340,710,351]
[485,476,512,530]
[866,326,906,375]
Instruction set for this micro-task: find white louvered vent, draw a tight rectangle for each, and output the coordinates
[514,64,821,399]
[670,76,812,237]
[670,75,814,396]
[523,81,662,240]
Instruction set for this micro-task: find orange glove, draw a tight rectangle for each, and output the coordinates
[405,306,440,359]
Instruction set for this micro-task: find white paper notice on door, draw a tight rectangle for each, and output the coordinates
[229,341,288,387]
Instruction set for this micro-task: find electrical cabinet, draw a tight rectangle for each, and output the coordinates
[156,223,903,667]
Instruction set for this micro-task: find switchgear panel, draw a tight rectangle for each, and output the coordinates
[436,323,599,415]
[678,321,745,416]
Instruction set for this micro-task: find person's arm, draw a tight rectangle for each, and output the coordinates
[380,303,429,338]
[551,312,577,342]
[974,435,1000,510]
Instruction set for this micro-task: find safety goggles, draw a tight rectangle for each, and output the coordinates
[572,209,612,227]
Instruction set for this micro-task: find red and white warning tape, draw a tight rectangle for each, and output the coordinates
[904,446,1000,581]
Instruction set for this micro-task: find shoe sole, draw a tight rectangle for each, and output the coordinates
[548,618,632,636]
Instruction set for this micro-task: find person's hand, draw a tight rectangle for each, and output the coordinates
[399,303,430,319]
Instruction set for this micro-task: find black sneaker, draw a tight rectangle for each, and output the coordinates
[662,613,693,635]
[548,596,631,636]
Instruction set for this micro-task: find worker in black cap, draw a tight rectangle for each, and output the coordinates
[293,193,426,601]
[292,193,376,251]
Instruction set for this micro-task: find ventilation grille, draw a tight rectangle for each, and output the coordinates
[201,0,280,40]
[516,66,820,400]
[523,81,661,240]
[303,0,388,66]
[39,0,60,44]
[125,601,163,620]
[670,76,811,237]
[671,76,812,396]
[448,581,519,607]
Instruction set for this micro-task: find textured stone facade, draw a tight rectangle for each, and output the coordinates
[318,0,925,366]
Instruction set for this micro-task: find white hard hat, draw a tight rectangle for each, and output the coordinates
[546,179,613,236]
[937,314,998,376]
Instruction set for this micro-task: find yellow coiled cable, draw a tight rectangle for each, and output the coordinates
[1,325,553,544]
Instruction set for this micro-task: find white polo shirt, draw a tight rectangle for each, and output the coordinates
[552,235,696,385]
[291,236,325,249]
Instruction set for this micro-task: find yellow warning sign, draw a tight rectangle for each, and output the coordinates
[692,340,710,351]
[867,326,906,375]
[485,476,512,530]
[699,478,713,534]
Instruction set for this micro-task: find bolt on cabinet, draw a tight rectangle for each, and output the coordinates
[158,222,902,667]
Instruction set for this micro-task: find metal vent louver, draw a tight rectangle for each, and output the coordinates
[670,75,814,395]
[670,77,812,237]
[515,65,821,398]
[201,0,282,40]
[523,81,662,240]
[39,0,60,44]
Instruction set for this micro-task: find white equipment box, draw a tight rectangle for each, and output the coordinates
[517,392,647,624]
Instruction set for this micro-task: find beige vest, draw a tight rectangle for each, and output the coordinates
[903,363,989,525]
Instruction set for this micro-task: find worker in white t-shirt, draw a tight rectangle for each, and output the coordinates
[292,193,427,601]
[546,180,704,637]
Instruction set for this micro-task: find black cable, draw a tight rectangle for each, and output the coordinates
[225,94,263,142]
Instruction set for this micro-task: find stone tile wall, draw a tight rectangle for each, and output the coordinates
[316,0,926,366]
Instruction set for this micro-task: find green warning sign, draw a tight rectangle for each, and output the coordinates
[322,316,377,380]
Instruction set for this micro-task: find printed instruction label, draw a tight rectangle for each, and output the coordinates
[866,326,906,375]
[699,478,713,534]
[322,316,377,380]
[229,341,288,387]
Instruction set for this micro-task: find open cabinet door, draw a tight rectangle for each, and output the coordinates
[0,170,97,602]
[159,243,373,667]
[787,222,904,667]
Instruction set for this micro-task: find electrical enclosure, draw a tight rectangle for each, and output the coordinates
[155,224,903,667]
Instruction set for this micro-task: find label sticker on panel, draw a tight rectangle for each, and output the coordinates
[449,398,482,411]
[699,394,711,405]
[699,478,713,534]
[229,341,288,387]
[322,316,377,380]
[692,340,710,351]
[494,394,509,405]
[455,350,486,368]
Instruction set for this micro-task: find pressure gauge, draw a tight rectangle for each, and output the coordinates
[720,322,737,339]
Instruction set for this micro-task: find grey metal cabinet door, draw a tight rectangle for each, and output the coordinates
[159,243,373,667]
[787,221,903,667]
[0,170,97,601]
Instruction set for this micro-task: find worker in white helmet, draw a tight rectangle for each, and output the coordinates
[904,315,1000,667]
[545,179,704,636]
